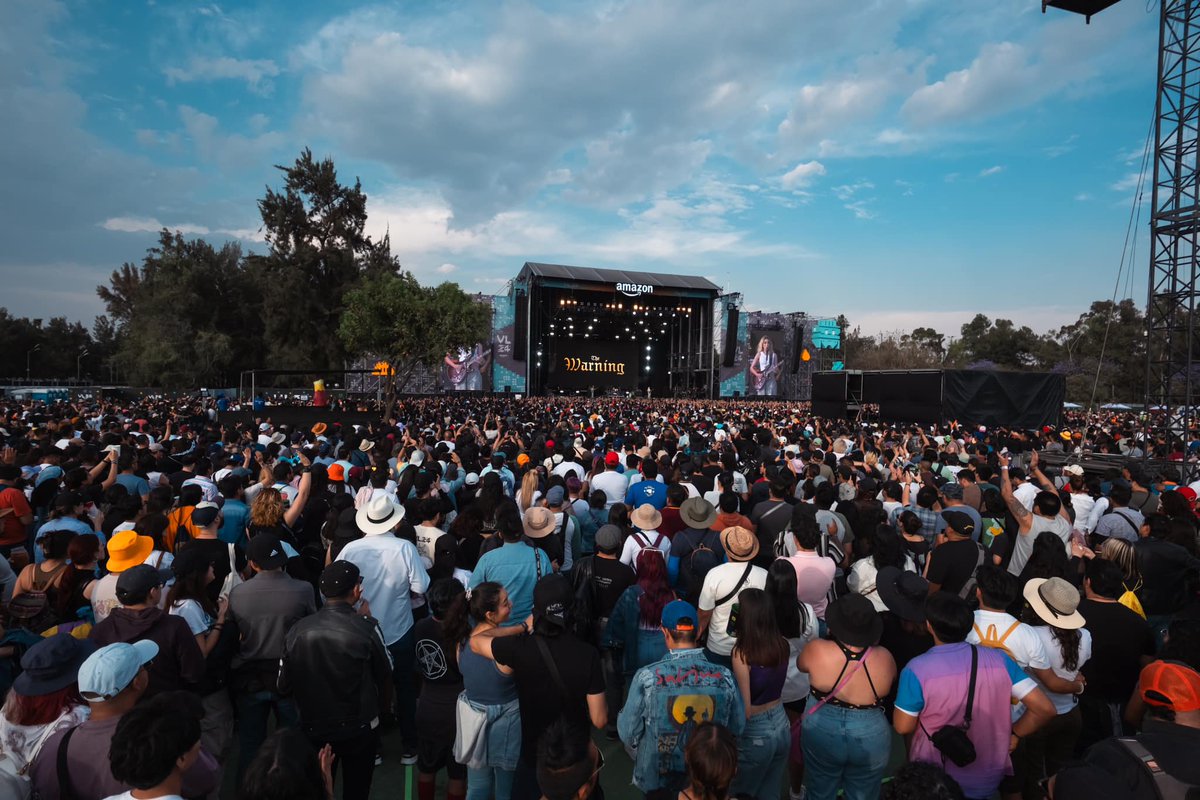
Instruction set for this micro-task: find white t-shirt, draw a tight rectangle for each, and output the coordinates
[967,609,1051,671]
[698,561,768,656]
[783,604,820,703]
[1032,625,1092,714]
[591,471,629,508]
[619,530,671,571]
[413,525,446,570]
[91,573,120,624]
[170,599,213,635]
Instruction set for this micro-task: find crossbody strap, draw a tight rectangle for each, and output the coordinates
[963,644,978,729]
[806,647,872,717]
[715,563,754,607]
[56,725,80,800]
[533,635,569,700]
[1118,737,1199,798]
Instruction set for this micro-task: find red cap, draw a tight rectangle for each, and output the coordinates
[1141,660,1200,713]
[604,452,620,467]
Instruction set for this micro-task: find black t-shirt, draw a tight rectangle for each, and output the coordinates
[412,617,463,694]
[925,538,984,596]
[750,499,792,559]
[591,555,636,618]
[176,537,247,606]
[492,632,605,761]
[1078,599,1156,703]
[879,611,934,675]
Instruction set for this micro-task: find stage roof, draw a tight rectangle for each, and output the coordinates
[520,262,722,293]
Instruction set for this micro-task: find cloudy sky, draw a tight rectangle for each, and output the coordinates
[1,0,1158,336]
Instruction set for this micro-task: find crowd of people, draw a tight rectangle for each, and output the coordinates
[0,393,1196,800]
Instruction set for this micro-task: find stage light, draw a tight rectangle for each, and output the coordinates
[645,345,651,351]
[625,327,630,332]
[536,350,543,356]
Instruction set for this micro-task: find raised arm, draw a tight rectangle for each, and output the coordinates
[998,454,1031,528]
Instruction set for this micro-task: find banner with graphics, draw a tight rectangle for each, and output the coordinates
[549,340,639,390]
[491,293,526,393]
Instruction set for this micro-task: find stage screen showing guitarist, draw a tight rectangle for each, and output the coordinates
[747,328,787,396]
[548,340,639,391]
[443,342,493,391]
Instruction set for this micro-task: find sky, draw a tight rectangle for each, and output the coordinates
[0,0,1161,338]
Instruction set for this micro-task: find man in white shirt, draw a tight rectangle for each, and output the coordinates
[337,495,430,764]
[697,526,767,669]
[619,505,670,571]
[591,452,629,510]
[967,564,1087,697]
[1010,467,1039,512]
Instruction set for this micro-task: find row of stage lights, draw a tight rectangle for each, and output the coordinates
[557,297,693,314]
[548,315,671,340]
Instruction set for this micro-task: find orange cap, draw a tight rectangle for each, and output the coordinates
[327,464,345,482]
[1141,660,1200,713]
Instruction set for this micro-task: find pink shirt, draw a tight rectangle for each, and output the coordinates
[784,551,835,619]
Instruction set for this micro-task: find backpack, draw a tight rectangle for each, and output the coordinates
[1119,580,1147,619]
[570,557,597,643]
[679,530,721,604]
[6,562,69,634]
[630,530,665,558]
[972,619,1020,661]
[1115,736,1200,797]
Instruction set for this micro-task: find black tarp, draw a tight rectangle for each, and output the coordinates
[942,370,1064,429]
[867,371,943,424]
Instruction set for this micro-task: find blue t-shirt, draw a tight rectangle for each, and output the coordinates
[115,474,151,498]
[894,646,1031,714]
[469,541,552,627]
[219,499,250,547]
[625,479,668,510]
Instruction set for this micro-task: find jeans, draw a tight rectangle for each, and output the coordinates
[703,647,732,669]
[467,766,515,800]
[801,703,890,800]
[235,690,298,780]
[388,629,418,749]
[730,705,790,800]
[306,727,379,800]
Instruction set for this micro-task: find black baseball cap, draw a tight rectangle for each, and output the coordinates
[115,564,171,604]
[246,534,288,569]
[320,561,362,598]
[532,574,573,628]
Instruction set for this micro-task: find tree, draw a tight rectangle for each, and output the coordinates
[339,272,491,418]
[99,229,261,387]
[248,148,393,370]
[947,314,1041,369]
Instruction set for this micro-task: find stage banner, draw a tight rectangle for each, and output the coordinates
[548,340,639,390]
[943,370,1064,429]
[718,305,749,397]
[491,294,526,393]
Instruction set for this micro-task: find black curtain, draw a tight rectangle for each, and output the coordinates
[942,371,1064,429]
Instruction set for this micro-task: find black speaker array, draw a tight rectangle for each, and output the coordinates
[513,290,527,362]
[722,307,739,367]
[790,325,804,373]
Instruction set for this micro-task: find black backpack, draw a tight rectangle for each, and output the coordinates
[679,529,721,604]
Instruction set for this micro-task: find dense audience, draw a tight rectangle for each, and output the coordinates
[0,394,1196,800]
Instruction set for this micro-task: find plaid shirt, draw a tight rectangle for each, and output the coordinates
[889,503,946,539]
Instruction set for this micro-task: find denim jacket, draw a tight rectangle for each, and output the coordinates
[617,647,746,791]
[601,585,667,676]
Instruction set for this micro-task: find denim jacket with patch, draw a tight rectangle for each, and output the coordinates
[617,647,745,791]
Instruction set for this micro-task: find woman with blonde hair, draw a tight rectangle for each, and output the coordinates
[517,470,542,516]
[749,337,780,396]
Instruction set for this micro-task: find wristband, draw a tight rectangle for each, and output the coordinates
[1001,466,1009,471]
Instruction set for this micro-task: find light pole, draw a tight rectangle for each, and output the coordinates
[26,344,40,383]
[77,348,89,383]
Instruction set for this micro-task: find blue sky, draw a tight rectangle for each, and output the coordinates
[0,0,1159,336]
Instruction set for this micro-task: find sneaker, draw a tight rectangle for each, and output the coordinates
[374,754,383,767]
[400,749,418,765]
[789,788,807,800]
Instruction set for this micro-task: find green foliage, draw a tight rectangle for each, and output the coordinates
[339,272,492,392]
[246,147,392,370]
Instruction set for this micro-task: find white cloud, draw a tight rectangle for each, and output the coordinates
[832,181,874,201]
[101,216,264,241]
[979,165,1004,177]
[436,263,458,274]
[1110,172,1142,191]
[1075,192,1092,201]
[843,200,875,220]
[779,160,826,190]
[164,57,280,94]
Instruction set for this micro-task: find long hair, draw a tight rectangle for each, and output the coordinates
[869,526,908,571]
[446,581,508,644]
[475,473,505,523]
[519,471,540,511]
[166,561,219,618]
[56,534,101,615]
[1022,531,1070,581]
[765,559,809,639]
[609,503,633,538]
[250,488,284,528]
[1021,606,1083,672]
[3,684,84,726]
[1099,537,1139,584]
[683,722,738,800]
[636,549,673,628]
[731,587,789,668]
[238,728,327,800]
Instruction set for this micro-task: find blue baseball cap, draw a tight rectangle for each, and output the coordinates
[78,641,158,702]
[661,600,698,632]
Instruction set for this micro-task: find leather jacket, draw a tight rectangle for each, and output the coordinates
[278,603,393,739]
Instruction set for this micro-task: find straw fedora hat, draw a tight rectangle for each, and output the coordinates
[631,504,663,531]
[1023,577,1086,630]
[719,525,759,563]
